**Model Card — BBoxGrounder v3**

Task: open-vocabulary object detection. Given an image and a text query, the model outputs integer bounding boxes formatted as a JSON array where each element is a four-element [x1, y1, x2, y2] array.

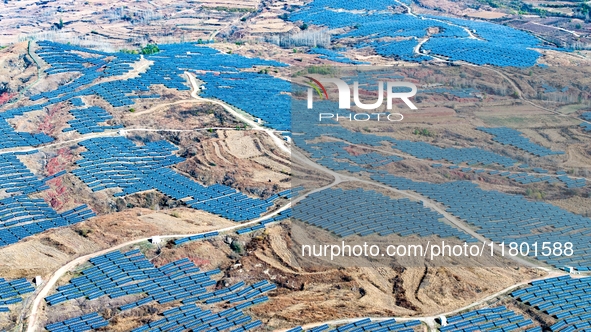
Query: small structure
[[150, 236, 162, 244], [33, 276, 43, 286]]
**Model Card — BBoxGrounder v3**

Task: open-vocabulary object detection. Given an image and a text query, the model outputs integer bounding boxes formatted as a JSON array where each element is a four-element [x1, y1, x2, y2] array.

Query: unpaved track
[[22, 60, 568, 332], [26, 72, 560, 331], [288, 270, 569, 332], [25, 203, 290, 332], [24, 149, 336, 332]]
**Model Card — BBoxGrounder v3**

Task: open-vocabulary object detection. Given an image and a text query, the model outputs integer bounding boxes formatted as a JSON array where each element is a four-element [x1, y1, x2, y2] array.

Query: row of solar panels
[[290, 2, 541, 66], [476, 127, 564, 157], [287, 318, 422, 332], [511, 275, 591, 331], [293, 188, 475, 241], [371, 172, 591, 270], [292, 102, 517, 169], [44, 249, 273, 331], [440, 306, 535, 332], [71, 137, 276, 221]]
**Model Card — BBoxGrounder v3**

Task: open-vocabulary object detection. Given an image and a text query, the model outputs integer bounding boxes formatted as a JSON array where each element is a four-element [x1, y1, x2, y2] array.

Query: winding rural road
[[24, 203, 294, 332], [287, 270, 570, 332], [18, 48, 576, 332], [185, 72, 291, 157]]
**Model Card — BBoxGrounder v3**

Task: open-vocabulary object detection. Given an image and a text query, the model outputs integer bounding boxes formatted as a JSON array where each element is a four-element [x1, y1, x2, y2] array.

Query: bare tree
[[266, 30, 331, 48]]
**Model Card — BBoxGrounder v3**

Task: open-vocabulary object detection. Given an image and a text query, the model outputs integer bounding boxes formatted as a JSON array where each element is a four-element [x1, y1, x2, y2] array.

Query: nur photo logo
[[305, 76, 418, 110]]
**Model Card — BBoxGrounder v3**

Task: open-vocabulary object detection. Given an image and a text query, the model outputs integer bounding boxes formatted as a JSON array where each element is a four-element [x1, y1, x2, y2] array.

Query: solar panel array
[[541, 83, 558, 93], [532, 168, 548, 174], [45, 249, 273, 331], [31, 41, 138, 106], [0, 150, 95, 247], [42, 170, 67, 183], [63, 106, 123, 134], [423, 37, 539, 67], [293, 188, 475, 240], [198, 71, 291, 131], [46, 249, 276, 309], [370, 39, 432, 63], [440, 306, 535, 332], [0, 195, 95, 247], [173, 231, 219, 246], [423, 15, 542, 67], [287, 318, 422, 332], [502, 172, 556, 185], [1, 47, 295, 244], [35, 41, 136, 77], [557, 175, 586, 188], [4, 42, 287, 134], [45, 249, 214, 305], [370, 172, 591, 270], [290, 102, 589, 266], [0, 152, 49, 194], [511, 275, 591, 331], [300, 0, 403, 11], [147, 168, 273, 221], [45, 312, 109, 332], [453, 167, 585, 189], [0, 278, 35, 313], [453, 167, 559, 185], [278, 187, 304, 199], [235, 208, 293, 235], [391, 140, 516, 167], [306, 141, 403, 174], [72, 136, 274, 221], [131, 301, 264, 332], [581, 113, 591, 132], [293, 101, 516, 168], [191, 280, 276, 305], [235, 224, 267, 235], [0, 118, 53, 149], [70, 98, 84, 107], [578, 121, 591, 132], [288, 0, 542, 66], [477, 127, 564, 157], [72, 136, 182, 193]]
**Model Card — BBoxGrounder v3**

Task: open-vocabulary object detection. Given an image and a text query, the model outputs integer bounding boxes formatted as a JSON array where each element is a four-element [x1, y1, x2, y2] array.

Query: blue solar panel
[[370, 173, 591, 270], [0, 153, 95, 248], [288, 1, 542, 66], [293, 188, 475, 240], [64, 106, 122, 134], [10, 41, 289, 132], [512, 275, 591, 331], [441, 306, 535, 332], [293, 100, 517, 168], [0, 278, 35, 313], [0, 118, 53, 149], [286, 318, 421, 332], [72, 136, 275, 221], [44, 249, 274, 332], [198, 71, 291, 131], [45, 312, 108, 331], [477, 127, 564, 157]]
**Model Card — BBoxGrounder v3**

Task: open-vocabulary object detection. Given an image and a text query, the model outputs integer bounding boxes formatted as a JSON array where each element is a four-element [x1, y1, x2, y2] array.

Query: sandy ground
[[0, 208, 234, 279]]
